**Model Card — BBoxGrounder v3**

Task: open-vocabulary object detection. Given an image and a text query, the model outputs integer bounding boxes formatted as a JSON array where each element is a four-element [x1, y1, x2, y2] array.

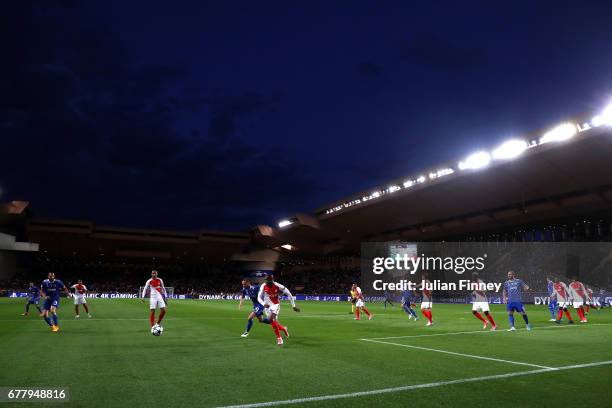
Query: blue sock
[[25, 304, 30, 313], [410, 308, 417, 317], [522, 314, 529, 324], [548, 304, 555, 319], [44, 316, 52, 326], [261, 317, 270, 324], [508, 315, 515, 327], [36, 306, 42, 313], [246, 319, 253, 332], [52, 314, 58, 326]]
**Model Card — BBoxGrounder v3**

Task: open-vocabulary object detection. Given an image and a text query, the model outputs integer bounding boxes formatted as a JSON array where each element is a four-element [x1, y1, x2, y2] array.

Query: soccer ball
[[151, 324, 163, 336]]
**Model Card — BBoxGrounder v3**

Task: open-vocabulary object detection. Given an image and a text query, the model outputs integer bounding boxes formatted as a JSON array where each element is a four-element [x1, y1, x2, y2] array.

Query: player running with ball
[[257, 274, 299, 345], [141, 270, 168, 329]]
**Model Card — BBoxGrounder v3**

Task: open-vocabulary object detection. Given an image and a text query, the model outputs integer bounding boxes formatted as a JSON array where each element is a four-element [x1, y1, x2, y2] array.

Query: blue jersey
[[504, 279, 525, 303], [547, 281, 554, 296], [41, 279, 65, 300], [28, 285, 41, 300], [242, 285, 261, 307], [401, 290, 413, 304]]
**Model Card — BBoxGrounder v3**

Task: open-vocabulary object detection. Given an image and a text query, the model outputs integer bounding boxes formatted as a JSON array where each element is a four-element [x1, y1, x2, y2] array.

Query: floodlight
[[601, 103, 612, 126], [492, 139, 528, 160], [458, 151, 491, 170], [278, 220, 293, 228], [539, 123, 577, 144]]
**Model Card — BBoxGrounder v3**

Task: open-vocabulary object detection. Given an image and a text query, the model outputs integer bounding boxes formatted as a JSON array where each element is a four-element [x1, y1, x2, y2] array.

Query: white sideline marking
[[215, 360, 612, 408], [362, 322, 612, 340], [361, 338, 552, 369]]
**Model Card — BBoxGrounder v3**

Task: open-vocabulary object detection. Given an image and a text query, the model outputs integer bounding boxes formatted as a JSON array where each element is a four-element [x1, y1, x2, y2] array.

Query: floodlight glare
[[592, 115, 603, 127], [492, 139, 528, 160], [539, 123, 577, 144], [278, 220, 293, 228], [601, 103, 612, 126], [458, 151, 491, 170]]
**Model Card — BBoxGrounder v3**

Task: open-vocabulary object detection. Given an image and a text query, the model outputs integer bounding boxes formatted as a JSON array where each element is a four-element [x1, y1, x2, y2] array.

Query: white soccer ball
[[151, 324, 163, 336]]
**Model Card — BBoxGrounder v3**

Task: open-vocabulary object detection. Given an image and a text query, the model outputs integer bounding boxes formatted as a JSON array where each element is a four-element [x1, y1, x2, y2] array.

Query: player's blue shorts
[[43, 298, 60, 310], [28, 298, 40, 305], [507, 302, 525, 312], [252, 304, 265, 317]]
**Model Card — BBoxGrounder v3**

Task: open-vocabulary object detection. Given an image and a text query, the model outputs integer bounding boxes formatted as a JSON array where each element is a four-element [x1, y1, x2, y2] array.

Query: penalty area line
[[361, 322, 612, 340], [215, 360, 612, 408], [360, 338, 552, 369]]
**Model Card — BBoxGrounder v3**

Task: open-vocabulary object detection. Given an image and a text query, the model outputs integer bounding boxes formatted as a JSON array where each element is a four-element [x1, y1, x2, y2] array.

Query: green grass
[[1, 298, 611, 408]]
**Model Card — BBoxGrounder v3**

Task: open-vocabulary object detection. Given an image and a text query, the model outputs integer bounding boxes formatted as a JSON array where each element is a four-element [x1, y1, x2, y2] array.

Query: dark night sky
[[2, 1, 612, 231]]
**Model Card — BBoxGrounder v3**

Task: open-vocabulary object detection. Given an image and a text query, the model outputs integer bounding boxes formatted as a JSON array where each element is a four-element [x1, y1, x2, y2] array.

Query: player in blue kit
[[401, 289, 418, 320], [40, 272, 71, 332], [503, 271, 531, 331], [546, 277, 559, 322], [383, 290, 395, 309], [21, 282, 43, 316], [238, 278, 271, 337]]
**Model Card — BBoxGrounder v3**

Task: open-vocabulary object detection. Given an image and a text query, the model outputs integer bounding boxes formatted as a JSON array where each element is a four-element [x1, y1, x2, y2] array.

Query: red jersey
[[257, 282, 295, 307], [261, 283, 282, 304], [141, 278, 166, 299], [421, 280, 432, 302], [552, 282, 570, 302], [569, 281, 586, 300], [71, 283, 87, 295], [354, 286, 364, 300]]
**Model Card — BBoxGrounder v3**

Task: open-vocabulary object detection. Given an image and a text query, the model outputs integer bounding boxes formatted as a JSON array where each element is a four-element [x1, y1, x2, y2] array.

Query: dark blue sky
[[2, 1, 612, 231]]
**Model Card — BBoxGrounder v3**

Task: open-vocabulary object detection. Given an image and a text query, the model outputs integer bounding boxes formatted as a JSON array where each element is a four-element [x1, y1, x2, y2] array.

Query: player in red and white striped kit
[[585, 286, 599, 313], [257, 274, 300, 345], [71, 279, 91, 318], [140, 270, 168, 328], [569, 277, 588, 323], [551, 277, 574, 324], [419, 273, 433, 326], [351, 283, 372, 321], [470, 273, 496, 330]]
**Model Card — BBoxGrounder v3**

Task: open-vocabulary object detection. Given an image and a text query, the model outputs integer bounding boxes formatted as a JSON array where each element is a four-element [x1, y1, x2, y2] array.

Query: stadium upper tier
[[268, 106, 612, 253]]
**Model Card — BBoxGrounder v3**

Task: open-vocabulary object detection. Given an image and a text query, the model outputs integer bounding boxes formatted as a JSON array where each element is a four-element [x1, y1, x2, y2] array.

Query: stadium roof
[[266, 107, 612, 253]]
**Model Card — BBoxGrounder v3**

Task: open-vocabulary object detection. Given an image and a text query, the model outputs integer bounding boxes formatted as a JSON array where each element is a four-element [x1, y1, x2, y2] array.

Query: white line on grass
[[215, 360, 612, 408], [361, 338, 552, 369], [361, 322, 612, 340]]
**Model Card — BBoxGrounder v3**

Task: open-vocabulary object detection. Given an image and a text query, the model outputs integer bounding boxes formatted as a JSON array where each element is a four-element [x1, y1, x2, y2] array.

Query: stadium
[[2, 103, 612, 407], [2, 2, 612, 407]]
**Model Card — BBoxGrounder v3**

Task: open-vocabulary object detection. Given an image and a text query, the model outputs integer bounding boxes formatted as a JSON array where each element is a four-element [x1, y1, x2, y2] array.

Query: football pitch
[[1, 298, 611, 407]]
